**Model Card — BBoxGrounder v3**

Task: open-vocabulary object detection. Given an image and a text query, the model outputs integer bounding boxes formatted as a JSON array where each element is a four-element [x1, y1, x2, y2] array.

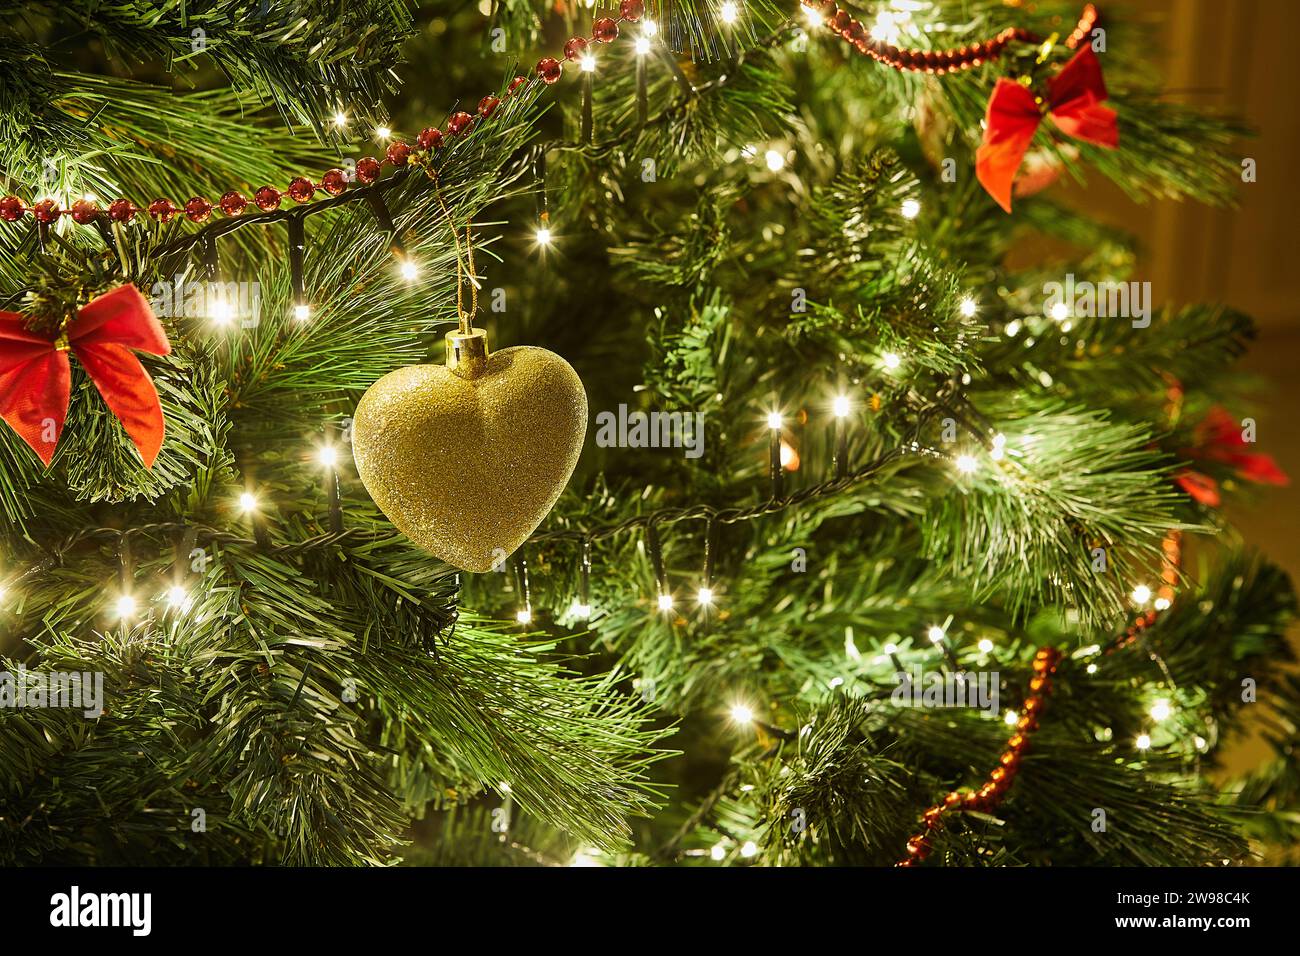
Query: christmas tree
[[1, 0, 1296, 870]]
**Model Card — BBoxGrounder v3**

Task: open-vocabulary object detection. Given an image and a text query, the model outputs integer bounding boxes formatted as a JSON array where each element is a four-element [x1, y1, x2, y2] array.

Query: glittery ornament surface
[[352, 346, 587, 572]]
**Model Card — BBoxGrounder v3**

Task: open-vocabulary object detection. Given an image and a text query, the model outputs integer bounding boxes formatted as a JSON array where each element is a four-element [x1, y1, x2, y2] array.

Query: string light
[[900, 198, 921, 219], [832, 395, 851, 418], [657, 592, 674, 612], [883, 642, 898, 655], [803, 3, 824, 26], [571, 600, 592, 619], [293, 304, 311, 322], [642, 19, 658, 36], [955, 454, 978, 474], [720, 1, 739, 24], [1004, 710, 1019, 726], [710, 843, 726, 861], [1131, 584, 1151, 605], [1154, 596, 1171, 611], [375, 125, 392, 140], [1049, 301, 1070, 321], [535, 226, 553, 246], [515, 608, 532, 624], [766, 411, 783, 430], [210, 296, 234, 326], [580, 54, 597, 73], [978, 638, 994, 653], [238, 491, 258, 513], [740, 841, 758, 858], [1086, 662, 1098, 674], [881, 352, 901, 371], [115, 594, 137, 620], [1136, 733, 1152, 750], [317, 446, 339, 468], [399, 258, 419, 282], [634, 37, 652, 55], [764, 149, 786, 172], [729, 703, 754, 724], [697, 586, 714, 606], [990, 432, 1007, 461], [332, 111, 348, 127], [959, 296, 979, 318], [166, 585, 191, 612], [1150, 700, 1172, 722], [927, 625, 945, 644]]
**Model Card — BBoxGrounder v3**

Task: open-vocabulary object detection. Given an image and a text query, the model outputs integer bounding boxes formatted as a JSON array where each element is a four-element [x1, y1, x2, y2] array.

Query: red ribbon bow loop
[[976, 46, 1119, 213], [0, 284, 171, 468]]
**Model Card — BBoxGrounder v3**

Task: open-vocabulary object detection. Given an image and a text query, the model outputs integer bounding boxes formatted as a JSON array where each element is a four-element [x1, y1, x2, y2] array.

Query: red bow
[[1174, 406, 1289, 507], [976, 46, 1119, 213], [0, 284, 171, 468]]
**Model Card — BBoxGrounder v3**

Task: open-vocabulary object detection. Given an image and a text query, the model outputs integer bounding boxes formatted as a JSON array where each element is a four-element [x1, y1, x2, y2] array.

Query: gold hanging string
[[424, 165, 478, 334]]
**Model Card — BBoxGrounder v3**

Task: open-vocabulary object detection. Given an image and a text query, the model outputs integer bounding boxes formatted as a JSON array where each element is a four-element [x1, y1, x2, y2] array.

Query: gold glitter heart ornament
[[352, 327, 587, 572]]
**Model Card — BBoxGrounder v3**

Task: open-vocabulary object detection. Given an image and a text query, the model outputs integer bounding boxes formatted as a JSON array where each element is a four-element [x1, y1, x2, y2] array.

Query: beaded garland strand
[[0, 1, 1102, 230]]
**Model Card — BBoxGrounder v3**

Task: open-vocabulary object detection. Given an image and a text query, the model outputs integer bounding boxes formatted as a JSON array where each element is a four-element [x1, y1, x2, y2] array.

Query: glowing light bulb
[[1004, 710, 1019, 726], [166, 585, 189, 610], [740, 840, 758, 858], [871, 11, 901, 42], [570, 849, 600, 867], [318, 446, 339, 468], [766, 411, 783, 430], [572, 601, 592, 619], [535, 226, 552, 245], [883, 642, 898, 655], [580, 54, 596, 73], [1136, 733, 1151, 750], [832, 395, 851, 418], [764, 149, 786, 172], [375, 125, 392, 140], [115, 594, 137, 619], [990, 433, 1006, 461], [1154, 597, 1171, 611], [1150, 700, 1172, 722], [697, 587, 714, 606], [516, 608, 532, 624], [400, 259, 419, 282], [959, 296, 978, 318], [657, 592, 674, 612], [710, 843, 726, 861], [210, 297, 233, 326], [1005, 319, 1022, 337], [294, 304, 311, 322], [1131, 584, 1152, 605], [882, 352, 901, 371], [1050, 301, 1070, 322], [901, 198, 921, 220], [238, 492, 257, 513], [978, 638, 994, 654], [803, 3, 824, 26], [927, 625, 945, 644], [955, 454, 978, 474], [634, 37, 651, 55], [643, 19, 659, 36], [779, 441, 796, 468], [333, 111, 348, 127], [720, 1, 739, 24], [730, 704, 754, 724], [1086, 663, 1098, 674]]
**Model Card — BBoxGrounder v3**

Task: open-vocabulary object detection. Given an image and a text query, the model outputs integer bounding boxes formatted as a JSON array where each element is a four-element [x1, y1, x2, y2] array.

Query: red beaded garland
[[508, 75, 528, 94], [287, 177, 315, 203], [620, 0, 644, 20], [417, 127, 443, 150], [147, 198, 178, 222], [320, 169, 348, 195], [593, 18, 618, 43], [32, 198, 60, 224], [219, 191, 248, 216], [0, 196, 25, 221], [70, 199, 99, 225], [355, 157, 382, 185], [385, 142, 411, 167], [253, 187, 281, 211], [563, 36, 589, 61], [184, 196, 213, 222], [477, 95, 500, 118], [107, 199, 137, 222], [447, 111, 473, 137], [536, 57, 563, 85]]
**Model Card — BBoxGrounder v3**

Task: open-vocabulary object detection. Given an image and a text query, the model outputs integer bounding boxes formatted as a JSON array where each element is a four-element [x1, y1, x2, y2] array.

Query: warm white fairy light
[[883, 642, 898, 655], [535, 226, 553, 245], [871, 11, 902, 43], [570, 848, 600, 867], [580, 53, 597, 73], [572, 600, 592, 619], [900, 198, 921, 220], [318, 446, 339, 468], [1154, 596, 1171, 611], [400, 259, 419, 282], [802, 3, 824, 26], [1150, 700, 1172, 722], [764, 149, 786, 172], [740, 841, 758, 858], [210, 297, 234, 327], [166, 585, 190, 611], [779, 441, 796, 468], [657, 592, 675, 612], [1049, 301, 1070, 322], [1004, 319, 1022, 337], [1004, 710, 1019, 726], [293, 304, 311, 322], [978, 638, 994, 654], [990, 432, 1007, 461], [927, 625, 945, 644], [1087, 662, 1098, 674], [1136, 733, 1152, 750], [710, 843, 726, 861], [515, 608, 532, 624], [766, 411, 783, 430], [115, 594, 137, 620], [959, 296, 979, 318], [720, 1, 739, 24], [332, 111, 348, 127], [1131, 584, 1152, 605], [697, 586, 714, 606], [882, 352, 901, 371], [955, 454, 978, 474], [375, 125, 392, 140], [832, 394, 851, 418], [642, 19, 659, 36], [730, 703, 754, 724], [634, 37, 652, 55], [238, 491, 258, 513]]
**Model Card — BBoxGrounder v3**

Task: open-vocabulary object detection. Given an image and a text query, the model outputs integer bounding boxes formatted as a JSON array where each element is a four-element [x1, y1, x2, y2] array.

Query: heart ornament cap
[[352, 326, 587, 572]]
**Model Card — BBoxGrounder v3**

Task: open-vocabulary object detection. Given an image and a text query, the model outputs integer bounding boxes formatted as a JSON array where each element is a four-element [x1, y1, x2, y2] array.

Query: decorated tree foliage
[[1, 0, 1296, 870]]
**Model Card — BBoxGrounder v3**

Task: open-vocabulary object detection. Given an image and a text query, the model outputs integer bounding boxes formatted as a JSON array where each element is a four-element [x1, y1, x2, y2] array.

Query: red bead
[[536, 57, 563, 85], [355, 157, 382, 185], [830, 10, 851, 34], [320, 169, 348, 196], [593, 18, 618, 42], [563, 36, 589, 61], [70, 199, 98, 224], [184, 196, 213, 222], [447, 111, 473, 137], [253, 187, 281, 211], [477, 95, 500, 118], [508, 76, 528, 94], [620, 0, 644, 20], [922, 806, 944, 826], [943, 791, 962, 809], [385, 142, 411, 167], [108, 199, 138, 222], [847, 20, 866, 44], [1017, 714, 1038, 733], [1023, 696, 1044, 715], [287, 177, 315, 203], [817, 0, 837, 18], [417, 127, 443, 150], [32, 198, 60, 223], [219, 191, 248, 216], [147, 198, 178, 222], [0, 196, 26, 221]]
